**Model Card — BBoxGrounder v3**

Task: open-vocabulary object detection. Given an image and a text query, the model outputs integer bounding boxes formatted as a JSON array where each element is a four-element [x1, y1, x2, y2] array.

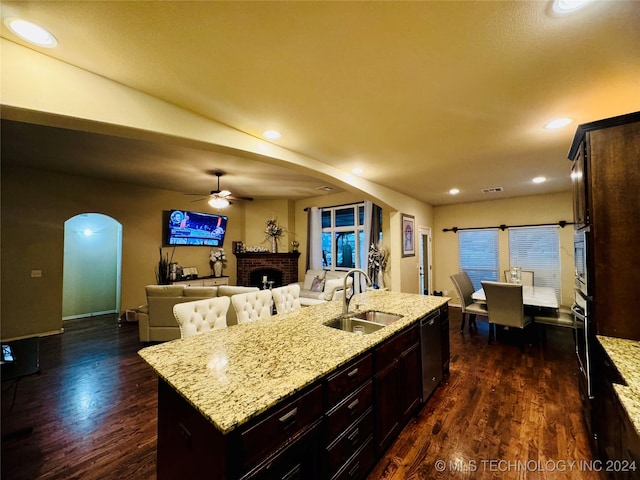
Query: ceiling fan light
[[208, 197, 230, 209]]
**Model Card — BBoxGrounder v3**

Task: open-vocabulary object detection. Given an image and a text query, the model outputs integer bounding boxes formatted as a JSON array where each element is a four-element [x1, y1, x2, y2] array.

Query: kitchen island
[[139, 290, 449, 480]]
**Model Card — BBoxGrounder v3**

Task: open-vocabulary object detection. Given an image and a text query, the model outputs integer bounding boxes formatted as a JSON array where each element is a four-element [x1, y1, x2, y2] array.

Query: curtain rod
[[304, 201, 367, 212], [442, 220, 573, 233]]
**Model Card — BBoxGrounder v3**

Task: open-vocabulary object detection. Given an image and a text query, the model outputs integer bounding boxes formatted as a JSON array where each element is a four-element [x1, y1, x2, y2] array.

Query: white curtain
[[308, 207, 323, 270]]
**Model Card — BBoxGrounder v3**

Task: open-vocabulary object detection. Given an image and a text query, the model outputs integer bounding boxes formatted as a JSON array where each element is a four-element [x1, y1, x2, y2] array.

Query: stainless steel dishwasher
[[420, 309, 442, 401]]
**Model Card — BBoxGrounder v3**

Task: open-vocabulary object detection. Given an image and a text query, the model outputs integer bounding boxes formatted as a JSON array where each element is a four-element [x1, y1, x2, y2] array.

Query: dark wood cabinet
[[592, 341, 640, 480], [373, 323, 421, 455], [569, 111, 640, 341], [324, 354, 374, 480]]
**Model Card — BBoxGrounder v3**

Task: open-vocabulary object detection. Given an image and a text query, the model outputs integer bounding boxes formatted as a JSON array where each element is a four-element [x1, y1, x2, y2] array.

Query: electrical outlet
[[31, 270, 42, 278]]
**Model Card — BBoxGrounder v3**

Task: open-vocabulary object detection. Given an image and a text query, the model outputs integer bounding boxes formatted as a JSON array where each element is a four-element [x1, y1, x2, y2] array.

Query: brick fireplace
[[235, 252, 300, 288]]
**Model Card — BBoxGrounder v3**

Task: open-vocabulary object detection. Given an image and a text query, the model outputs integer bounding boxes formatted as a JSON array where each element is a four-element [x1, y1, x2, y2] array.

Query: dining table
[[472, 284, 559, 309]]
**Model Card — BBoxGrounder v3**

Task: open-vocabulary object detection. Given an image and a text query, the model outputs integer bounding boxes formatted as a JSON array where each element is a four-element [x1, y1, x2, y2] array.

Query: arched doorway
[[63, 213, 122, 320]]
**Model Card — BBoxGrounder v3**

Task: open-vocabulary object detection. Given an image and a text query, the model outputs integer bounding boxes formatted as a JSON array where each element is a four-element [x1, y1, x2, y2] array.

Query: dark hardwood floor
[[1, 308, 602, 480]]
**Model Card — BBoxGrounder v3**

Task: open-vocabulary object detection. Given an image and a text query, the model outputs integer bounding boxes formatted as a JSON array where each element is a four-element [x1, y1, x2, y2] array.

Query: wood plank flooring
[[1, 309, 603, 480]]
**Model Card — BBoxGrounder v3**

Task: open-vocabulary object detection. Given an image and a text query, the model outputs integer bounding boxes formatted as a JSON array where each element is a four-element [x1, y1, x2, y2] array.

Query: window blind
[[458, 229, 499, 290], [509, 226, 561, 298]]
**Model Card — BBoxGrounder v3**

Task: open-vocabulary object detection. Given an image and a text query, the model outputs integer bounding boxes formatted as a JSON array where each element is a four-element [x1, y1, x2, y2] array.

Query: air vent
[[481, 187, 504, 194], [315, 186, 334, 192]]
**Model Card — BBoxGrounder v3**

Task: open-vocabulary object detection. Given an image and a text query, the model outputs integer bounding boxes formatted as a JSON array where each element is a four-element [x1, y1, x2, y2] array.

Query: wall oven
[[573, 231, 593, 434]]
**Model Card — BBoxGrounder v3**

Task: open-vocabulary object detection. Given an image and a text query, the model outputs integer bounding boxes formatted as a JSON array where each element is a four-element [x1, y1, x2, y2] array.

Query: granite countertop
[[139, 290, 449, 435], [596, 335, 640, 435]]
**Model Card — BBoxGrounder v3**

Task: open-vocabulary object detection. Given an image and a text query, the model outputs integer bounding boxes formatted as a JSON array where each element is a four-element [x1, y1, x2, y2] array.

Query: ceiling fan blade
[[218, 190, 232, 197], [227, 194, 254, 202]]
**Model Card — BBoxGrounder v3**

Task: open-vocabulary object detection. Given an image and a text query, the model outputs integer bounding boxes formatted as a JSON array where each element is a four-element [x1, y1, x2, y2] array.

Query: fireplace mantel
[[234, 252, 300, 288]]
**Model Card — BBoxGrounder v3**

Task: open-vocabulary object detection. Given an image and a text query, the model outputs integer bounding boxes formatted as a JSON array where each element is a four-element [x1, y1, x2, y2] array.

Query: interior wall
[[63, 213, 121, 318], [432, 191, 575, 307], [0, 165, 245, 340], [243, 199, 293, 251]]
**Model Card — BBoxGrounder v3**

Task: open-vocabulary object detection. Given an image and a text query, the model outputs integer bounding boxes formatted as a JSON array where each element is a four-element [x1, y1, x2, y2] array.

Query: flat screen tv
[[164, 209, 228, 247]]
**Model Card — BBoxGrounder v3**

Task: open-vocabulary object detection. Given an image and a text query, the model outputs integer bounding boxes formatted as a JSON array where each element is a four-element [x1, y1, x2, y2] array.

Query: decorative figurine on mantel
[[291, 240, 299, 253], [209, 248, 227, 277], [264, 217, 286, 253]]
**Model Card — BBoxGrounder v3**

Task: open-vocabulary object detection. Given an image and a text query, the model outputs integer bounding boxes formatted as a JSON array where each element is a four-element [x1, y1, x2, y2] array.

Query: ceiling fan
[[186, 171, 254, 208]]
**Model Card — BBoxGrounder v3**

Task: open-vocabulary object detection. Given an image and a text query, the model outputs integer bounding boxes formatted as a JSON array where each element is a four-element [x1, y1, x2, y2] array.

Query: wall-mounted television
[[163, 209, 228, 247]]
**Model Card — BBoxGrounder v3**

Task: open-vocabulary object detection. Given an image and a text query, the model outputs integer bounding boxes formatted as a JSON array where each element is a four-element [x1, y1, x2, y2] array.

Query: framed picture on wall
[[401, 213, 415, 257]]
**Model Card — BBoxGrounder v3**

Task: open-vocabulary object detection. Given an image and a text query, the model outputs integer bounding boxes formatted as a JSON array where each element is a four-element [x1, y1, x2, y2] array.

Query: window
[[509, 226, 561, 298], [321, 203, 365, 270], [458, 229, 499, 290]]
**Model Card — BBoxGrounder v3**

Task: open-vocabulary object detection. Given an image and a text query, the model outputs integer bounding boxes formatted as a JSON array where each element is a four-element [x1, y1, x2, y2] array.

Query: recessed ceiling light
[[532, 176, 546, 184], [352, 167, 364, 175], [544, 118, 573, 130], [4, 18, 57, 47], [449, 188, 460, 195], [263, 130, 281, 140], [552, 0, 593, 15]]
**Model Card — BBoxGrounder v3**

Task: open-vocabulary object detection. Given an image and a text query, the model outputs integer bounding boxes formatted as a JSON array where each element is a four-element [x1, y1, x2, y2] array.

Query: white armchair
[[172, 296, 231, 339]]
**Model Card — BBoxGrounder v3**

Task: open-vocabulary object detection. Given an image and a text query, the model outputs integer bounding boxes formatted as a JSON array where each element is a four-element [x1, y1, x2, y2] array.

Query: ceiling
[[1, 1, 639, 206]]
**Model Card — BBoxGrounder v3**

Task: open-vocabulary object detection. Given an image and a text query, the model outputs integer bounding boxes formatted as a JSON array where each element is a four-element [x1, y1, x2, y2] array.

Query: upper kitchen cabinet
[[568, 111, 640, 341]]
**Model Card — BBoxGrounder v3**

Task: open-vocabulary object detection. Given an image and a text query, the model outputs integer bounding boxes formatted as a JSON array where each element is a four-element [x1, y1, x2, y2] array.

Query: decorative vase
[[271, 237, 278, 253], [213, 261, 223, 277], [377, 268, 385, 289]]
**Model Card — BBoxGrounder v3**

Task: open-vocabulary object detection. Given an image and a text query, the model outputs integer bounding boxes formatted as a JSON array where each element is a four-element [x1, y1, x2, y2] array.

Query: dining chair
[[450, 272, 488, 333], [172, 296, 231, 339], [231, 290, 273, 324], [271, 284, 302, 315], [481, 281, 533, 351], [533, 305, 575, 342], [503, 269, 534, 286]]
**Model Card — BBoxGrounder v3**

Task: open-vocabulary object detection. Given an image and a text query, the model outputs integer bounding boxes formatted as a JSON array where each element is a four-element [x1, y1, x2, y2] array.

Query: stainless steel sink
[[325, 317, 386, 335], [351, 310, 403, 326]]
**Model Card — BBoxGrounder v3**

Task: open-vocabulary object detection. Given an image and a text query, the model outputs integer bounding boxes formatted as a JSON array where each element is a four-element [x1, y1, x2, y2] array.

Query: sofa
[[290, 269, 351, 307], [137, 284, 259, 342]]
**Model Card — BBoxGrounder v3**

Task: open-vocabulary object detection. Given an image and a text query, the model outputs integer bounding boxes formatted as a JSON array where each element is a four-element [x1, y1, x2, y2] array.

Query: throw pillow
[[310, 276, 325, 292]]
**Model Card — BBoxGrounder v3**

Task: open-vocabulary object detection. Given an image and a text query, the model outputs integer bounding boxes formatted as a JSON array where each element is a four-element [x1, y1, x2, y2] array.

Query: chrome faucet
[[343, 268, 373, 315]]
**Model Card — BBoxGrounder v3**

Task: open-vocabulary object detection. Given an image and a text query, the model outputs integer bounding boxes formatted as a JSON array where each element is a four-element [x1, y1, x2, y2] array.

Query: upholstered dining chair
[[533, 305, 575, 342], [231, 290, 273, 324], [481, 281, 533, 351], [271, 284, 302, 315], [172, 296, 231, 339], [503, 270, 534, 286], [450, 272, 488, 333]]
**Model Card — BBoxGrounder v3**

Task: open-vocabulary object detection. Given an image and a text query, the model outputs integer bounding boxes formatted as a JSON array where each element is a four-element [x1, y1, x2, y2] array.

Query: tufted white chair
[[172, 296, 231, 339], [271, 284, 302, 315], [231, 290, 273, 324]]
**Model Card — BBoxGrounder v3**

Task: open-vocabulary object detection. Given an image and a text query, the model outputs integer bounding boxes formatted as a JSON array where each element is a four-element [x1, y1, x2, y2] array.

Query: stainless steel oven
[[573, 231, 593, 434]]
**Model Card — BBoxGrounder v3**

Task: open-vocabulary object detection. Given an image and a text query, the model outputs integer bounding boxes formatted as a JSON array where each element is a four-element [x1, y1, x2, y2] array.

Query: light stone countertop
[[139, 290, 449, 435], [596, 335, 640, 435]]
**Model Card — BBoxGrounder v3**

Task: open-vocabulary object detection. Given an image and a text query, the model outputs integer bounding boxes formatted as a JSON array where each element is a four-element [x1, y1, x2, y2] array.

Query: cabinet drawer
[[326, 380, 372, 442], [375, 324, 418, 369], [240, 419, 322, 480], [326, 407, 373, 477], [326, 354, 372, 407], [240, 384, 323, 470], [331, 435, 375, 480]]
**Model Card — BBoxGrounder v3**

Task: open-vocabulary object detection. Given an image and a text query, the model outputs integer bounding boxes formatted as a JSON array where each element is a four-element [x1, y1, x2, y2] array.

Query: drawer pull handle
[[347, 427, 360, 444], [278, 408, 298, 429], [347, 399, 359, 411], [347, 367, 359, 379], [281, 463, 301, 480], [348, 461, 360, 478]]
